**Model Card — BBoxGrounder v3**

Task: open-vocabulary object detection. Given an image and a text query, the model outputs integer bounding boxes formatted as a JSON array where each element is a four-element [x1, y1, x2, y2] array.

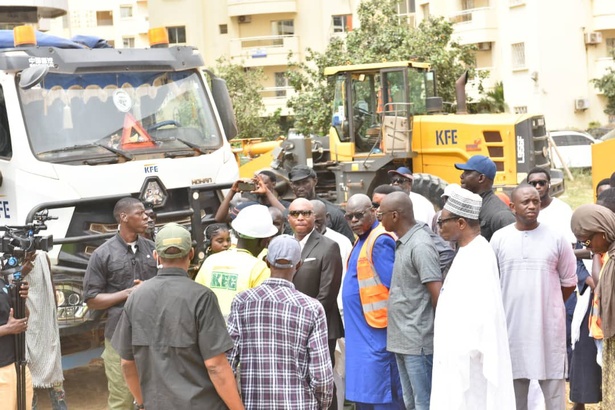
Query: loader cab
[[326, 61, 436, 162]]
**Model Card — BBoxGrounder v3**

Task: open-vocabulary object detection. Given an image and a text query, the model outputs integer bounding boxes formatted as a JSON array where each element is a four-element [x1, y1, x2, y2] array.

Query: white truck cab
[[0, 27, 238, 365]]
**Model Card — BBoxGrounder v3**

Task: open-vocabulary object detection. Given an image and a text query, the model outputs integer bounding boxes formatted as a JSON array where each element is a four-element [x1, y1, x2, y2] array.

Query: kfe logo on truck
[[436, 129, 458, 145], [144, 164, 159, 174]]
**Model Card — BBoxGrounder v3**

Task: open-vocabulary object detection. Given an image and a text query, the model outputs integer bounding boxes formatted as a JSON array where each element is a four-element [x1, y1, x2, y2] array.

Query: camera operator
[[0, 262, 32, 409]]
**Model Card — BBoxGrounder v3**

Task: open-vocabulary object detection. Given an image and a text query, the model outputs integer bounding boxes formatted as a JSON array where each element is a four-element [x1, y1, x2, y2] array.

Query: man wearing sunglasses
[[388, 167, 436, 228], [289, 165, 355, 243], [455, 155, 516, 241], [341, 194, 405, 409], [431, 187, 515, 409], [288, 198, 343, 410]]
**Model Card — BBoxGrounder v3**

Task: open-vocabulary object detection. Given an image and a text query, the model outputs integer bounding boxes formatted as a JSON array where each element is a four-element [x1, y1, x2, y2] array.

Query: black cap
[[289, 165, 317, 182]]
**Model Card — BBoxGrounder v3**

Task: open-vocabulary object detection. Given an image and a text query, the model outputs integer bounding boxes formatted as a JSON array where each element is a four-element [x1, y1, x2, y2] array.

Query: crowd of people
[[2, 154, 615, 410]]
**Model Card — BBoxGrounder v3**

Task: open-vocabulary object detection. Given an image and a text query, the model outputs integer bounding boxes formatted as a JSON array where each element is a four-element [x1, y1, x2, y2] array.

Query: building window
[[275, 72, 288, 97], [123, 37, 135, 48], [607, 38, 615, 56], [219, 24, 228, 34], [167, 26, 186, 44], [332, 15, 353, 33], [397, 0, 416, 15], [514, 106, 528, 114], [511, 42, 526, 69], [271, 20, 294, 36], [120, 6, 133, 18], [96, 11, 113, 26]]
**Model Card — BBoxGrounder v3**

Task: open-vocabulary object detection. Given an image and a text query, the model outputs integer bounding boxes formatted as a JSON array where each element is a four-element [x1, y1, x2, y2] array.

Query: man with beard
[[491, 185, 576, 410]]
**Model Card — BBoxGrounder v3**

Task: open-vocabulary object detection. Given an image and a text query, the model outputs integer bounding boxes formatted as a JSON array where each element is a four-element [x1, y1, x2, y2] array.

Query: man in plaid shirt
[[227, 234, 334, 409]]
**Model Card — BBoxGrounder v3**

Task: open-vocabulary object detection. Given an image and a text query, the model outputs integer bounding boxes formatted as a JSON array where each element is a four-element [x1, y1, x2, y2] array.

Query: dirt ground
[[33, 359, 600, 410], [36, 359, 107, 410]]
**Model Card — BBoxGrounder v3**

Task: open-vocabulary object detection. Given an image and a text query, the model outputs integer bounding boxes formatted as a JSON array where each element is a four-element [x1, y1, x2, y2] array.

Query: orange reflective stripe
[[357, 224, 396, 328]]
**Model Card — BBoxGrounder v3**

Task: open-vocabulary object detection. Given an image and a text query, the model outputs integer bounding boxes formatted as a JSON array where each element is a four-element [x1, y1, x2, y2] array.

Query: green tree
[[287, 0, 478, 135], [211, 57, 282, 140], [468, 81, 507, 113], [592, 52, 615, 116]]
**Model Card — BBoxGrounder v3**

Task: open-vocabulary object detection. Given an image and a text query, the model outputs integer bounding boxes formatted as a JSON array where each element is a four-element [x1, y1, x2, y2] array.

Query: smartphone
[[237, 181, 256, 192]]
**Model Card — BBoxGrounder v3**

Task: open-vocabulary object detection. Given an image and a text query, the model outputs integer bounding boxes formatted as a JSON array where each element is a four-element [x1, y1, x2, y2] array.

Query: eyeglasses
[[344, 209, 372, 221], [528, 180, 549, 188], [436, 216, 461, 227], [288, 210, 313, 218], [391, 178, 409, 185], [582, 233, 597, 248], [376, 210, 396, 220]]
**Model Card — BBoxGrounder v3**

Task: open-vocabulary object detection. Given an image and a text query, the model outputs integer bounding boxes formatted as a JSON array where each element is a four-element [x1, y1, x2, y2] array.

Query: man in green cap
[[112, 223, 243, 410]]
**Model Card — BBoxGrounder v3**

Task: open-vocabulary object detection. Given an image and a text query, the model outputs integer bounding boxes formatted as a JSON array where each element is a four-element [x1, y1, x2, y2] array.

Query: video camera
[[0, 210, 56, 272]]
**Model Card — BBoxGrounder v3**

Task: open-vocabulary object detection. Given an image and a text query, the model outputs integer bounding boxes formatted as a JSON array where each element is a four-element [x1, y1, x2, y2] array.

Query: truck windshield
[[18, 70, 222, 163]]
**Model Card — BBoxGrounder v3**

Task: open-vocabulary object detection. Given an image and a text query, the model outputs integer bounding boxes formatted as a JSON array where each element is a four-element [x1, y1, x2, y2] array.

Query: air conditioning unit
[[477, 42, 492, 51], [574, 98, 590, 111], [238, 15, 252, 24], [584, 32, 602, 45]]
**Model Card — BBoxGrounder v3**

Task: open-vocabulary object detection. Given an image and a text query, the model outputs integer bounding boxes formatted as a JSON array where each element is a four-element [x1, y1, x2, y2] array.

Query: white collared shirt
[[297, 229, 314, 251]]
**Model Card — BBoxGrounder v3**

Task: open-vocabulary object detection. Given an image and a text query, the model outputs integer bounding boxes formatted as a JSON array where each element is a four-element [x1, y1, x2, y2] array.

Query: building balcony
[[0, 0, 68, 21], [229, 35, 299, 68], [450, 7, 498, 45], [260, 86, 295, 116], [593, 0, 615, 31], [228, 0, 297, 17]]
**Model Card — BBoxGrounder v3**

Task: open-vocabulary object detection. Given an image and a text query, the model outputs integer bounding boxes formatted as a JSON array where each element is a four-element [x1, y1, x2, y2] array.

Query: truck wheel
[[411, 173, 448, 210]]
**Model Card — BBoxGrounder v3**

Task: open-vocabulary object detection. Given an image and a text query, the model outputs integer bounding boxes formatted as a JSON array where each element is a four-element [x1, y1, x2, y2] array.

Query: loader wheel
[[411, 173, 448, 210]]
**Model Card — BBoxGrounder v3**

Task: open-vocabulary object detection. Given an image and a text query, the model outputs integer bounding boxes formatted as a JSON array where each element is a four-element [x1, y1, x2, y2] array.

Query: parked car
[[599, 128, 615, 141], [549, 130, 601, 169]]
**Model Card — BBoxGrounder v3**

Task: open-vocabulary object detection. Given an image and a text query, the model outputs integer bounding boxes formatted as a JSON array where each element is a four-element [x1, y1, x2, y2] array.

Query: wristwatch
[[134, 401, 145, 410]]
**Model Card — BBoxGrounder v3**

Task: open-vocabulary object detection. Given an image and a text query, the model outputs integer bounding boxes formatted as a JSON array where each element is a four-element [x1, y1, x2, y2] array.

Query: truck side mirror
[[203, 70, 238, 141], [19, 65, 49, 90]]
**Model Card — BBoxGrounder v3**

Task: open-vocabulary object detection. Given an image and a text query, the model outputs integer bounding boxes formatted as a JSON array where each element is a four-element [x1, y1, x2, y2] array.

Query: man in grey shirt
[[377, 192, 442, 410]]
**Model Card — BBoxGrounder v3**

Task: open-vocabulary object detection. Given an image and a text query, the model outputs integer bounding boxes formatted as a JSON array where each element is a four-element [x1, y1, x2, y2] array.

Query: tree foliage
[[468, 81, 506, 113], [287, 0, 478, 136], [211, 57, 282, 140], [592, 52, 615, 116]]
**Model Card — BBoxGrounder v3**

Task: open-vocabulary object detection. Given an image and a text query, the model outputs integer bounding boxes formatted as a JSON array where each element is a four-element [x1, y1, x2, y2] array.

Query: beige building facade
[[44, 0, 150, 48], [426, 0, 615, 130], [145, 0, 615, 130], [39, 0, 615, 130]]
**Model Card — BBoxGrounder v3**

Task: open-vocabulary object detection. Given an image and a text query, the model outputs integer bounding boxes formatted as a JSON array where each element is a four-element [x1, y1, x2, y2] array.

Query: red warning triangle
[[120, 113, 156, 149]]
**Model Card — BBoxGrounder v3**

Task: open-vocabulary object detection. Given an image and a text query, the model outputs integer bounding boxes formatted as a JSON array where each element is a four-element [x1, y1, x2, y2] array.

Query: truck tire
[[411, 173, 449, 210]]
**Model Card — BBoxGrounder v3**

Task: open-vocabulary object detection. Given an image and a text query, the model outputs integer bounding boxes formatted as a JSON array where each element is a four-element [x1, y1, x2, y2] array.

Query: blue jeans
[[395, 352, 433, 410]]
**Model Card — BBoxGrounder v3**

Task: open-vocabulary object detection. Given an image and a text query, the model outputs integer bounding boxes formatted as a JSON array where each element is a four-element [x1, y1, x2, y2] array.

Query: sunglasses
[[344, 209, 372, 221], [528, 180, 549, 188], [436, 216, 460, 227], [391, 178, 409, 185], [288, 210, 313, 218]]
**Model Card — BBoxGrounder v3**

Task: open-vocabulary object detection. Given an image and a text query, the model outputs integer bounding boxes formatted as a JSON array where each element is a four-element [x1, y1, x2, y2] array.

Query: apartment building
[[148, 0, 364, 117], [44, 0, 150, 48], [423, 0, 615, 130]]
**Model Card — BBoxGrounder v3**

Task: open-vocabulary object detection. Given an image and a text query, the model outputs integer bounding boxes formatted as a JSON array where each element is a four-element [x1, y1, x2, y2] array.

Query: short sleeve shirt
[[112, 268, 233, 409], [83, 233, 157, 339], [387, 224, 442, 355]]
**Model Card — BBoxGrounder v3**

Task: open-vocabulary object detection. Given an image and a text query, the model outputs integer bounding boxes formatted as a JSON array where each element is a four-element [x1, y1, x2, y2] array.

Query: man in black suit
[[288, 198, 343, 410]]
